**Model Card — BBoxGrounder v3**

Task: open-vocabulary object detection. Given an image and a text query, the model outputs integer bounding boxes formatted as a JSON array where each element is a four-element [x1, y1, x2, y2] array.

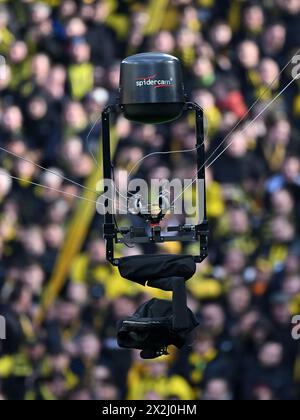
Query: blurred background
[[0, 0, 300, 401]]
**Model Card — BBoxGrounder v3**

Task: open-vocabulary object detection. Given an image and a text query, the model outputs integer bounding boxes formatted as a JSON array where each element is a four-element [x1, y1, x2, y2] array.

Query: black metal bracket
[[102, 102, 209, 266]]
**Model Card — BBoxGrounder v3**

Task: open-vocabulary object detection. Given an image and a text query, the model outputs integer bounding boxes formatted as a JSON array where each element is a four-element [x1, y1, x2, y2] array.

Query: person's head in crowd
[[27, 339, 46, 364], [22, 263, 45, 296], [144, 391, 164, 400], [283, 156, 300, 183], [228, 207, 250, 235], [262, 23, 286, 56], [0, 5, 9, 29], [68, 387, 92, 401], [27, 96, 48, 121], [105, 62, 120, 92], [224, 130, 248, 159], [30, 2, 51, 25], [111, 295, 137, 321], [192, 331, 216, 355], [63, 101, 88, 131], [19, 226, 46, 258], [92, 365, 119, 400], [52, 67, 66, 88], [85, 88, 109, 118], [202, 303, 225, 336], [180, 4, 200, 29], [46, 199, 70, 224], [267, 118, 291, 146], [224, 249, 246, 276], [217, 111, 238, 134], [202, 378, 233, 401], [9, 41, 28, 65], [31, 53, 51, 87], [270, 189, 294, 216], [60, 136, 83, 163], [151, 31, 176, 54], [55, 299, 81, 328], [128, 11, 149, 50], [283, 274, 300, 296], [13, 153, 38, 181], [67, 282, 88, 307], [65, 17, 87, 39], [177, 28, 200, 51], [248, 317, 273, 347], [58, 0, 77, 20], [116, 145, 144, 170], [79, 1, 96, 23], [258, 342, 284, 369], [147, 359, 170, 379], [270, 293, 292, 326], [45, 65, 67, 100], [94, 0, 111, 23], [193, 89, 216, 110], [49, 352, 71, 374], [148, 165, 171, 183], [39, 168, 64, 201], [234, 310, 261, 338], [0, 64, 11, 91], [70, 39, 91, 64], [172, 0, 194, 6], [237, 40, 260, 70], [78, 332, 101, 362], [43, 223, 65, 250], [276, 0, 300, 15], [285, 251, 300, 275], [243, 3, 265, 35], [93, 365, 112, 385], [9, 283, 33, 315], [193, 57, 215, 86], [68, 152, 93, 178], [270, 216, 295, 243], [87, 239, 106, 264], [0, 169, 12, 199], [209, 21, 232, 49], [252, 384, 276, 401], [94, 380, 119, 400], [1, 105, 23, 134], [132, 124, 159, 146], [258, 58, 280, 87], [43, 374, 68, 400], [227, 286, 252, 318]]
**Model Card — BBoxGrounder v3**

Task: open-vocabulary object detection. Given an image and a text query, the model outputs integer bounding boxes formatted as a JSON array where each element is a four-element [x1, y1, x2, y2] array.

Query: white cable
[[0, 171, 129, 213], [171, 74, 299, 208], [203, 47, 300, 170], [0, 144, 129, 212], [100, 114, 209, 203], [0, 144, 98, 195], [0, 170, 98, 205]]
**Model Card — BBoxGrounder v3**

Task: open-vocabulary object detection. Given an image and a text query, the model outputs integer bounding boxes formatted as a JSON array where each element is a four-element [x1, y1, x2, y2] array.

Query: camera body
[[120, 53, 186, 124]]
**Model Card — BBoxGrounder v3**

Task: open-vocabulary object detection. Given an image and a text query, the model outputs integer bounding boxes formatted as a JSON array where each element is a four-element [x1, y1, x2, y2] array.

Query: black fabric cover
[[118, 254, 196, 284], [147, 277, 190, 331], [117, 254, 198, 359], [117, 298, 199, 359]]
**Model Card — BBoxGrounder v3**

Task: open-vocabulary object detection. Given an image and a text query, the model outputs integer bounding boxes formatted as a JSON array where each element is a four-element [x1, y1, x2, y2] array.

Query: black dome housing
[[120, 53, 185, 124]]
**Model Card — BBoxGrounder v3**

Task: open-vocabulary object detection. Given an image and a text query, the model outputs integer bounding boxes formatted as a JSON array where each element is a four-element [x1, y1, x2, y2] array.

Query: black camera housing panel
[[120, 53, 186, 124]]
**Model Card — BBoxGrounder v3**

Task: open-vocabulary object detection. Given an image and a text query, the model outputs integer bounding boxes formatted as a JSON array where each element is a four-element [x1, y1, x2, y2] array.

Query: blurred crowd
[[0, 0, 300, 401]]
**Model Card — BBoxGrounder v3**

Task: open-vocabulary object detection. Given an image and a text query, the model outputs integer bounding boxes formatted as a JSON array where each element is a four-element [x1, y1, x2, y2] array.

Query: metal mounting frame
[[102, 102, 209, 266]]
